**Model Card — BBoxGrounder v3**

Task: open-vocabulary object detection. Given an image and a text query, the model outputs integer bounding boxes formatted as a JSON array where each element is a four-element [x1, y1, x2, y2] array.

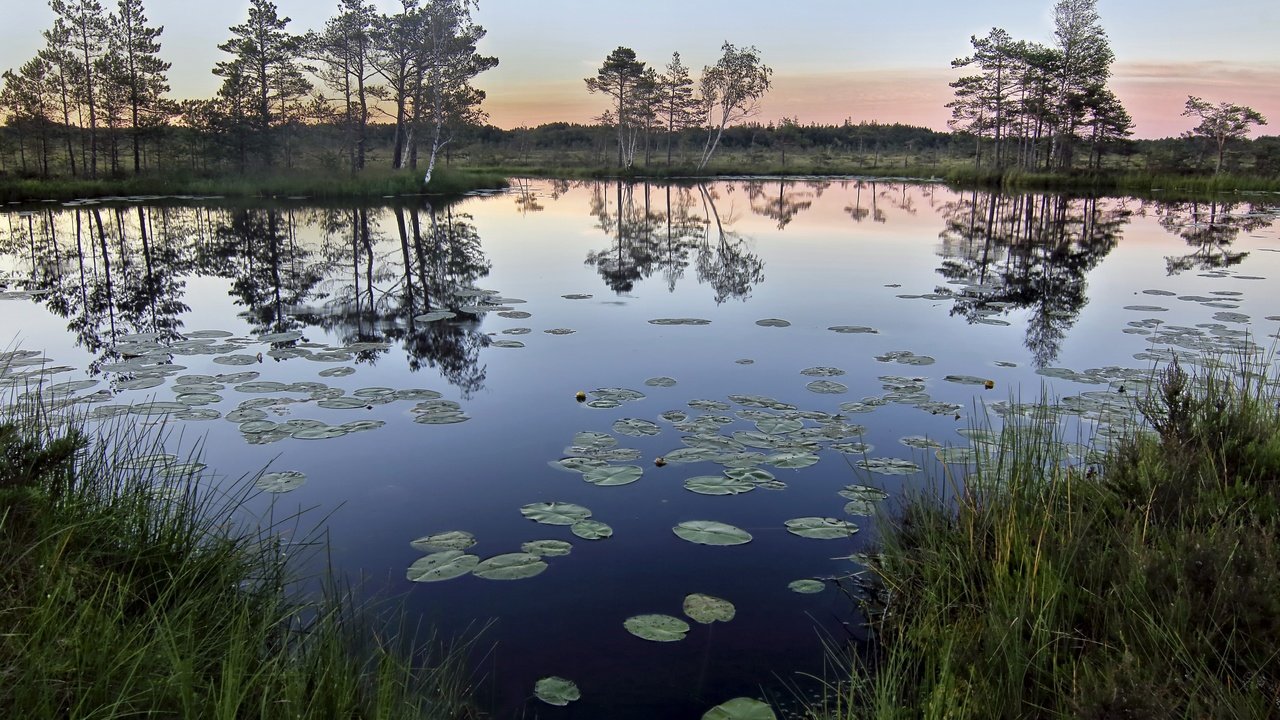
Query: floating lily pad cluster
[[624, 592, 736, 642]]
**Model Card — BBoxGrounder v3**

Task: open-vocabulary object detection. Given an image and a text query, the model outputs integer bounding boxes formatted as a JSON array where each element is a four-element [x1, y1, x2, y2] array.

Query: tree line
[[0, 0, 495, 181]]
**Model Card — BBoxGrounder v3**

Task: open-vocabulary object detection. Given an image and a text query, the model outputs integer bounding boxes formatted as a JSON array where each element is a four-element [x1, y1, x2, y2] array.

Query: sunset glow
[[2, 0, 1277, 138]]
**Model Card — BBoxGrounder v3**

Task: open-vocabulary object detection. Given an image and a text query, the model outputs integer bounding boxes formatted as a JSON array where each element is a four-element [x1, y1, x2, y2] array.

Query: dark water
[[2, 180, 1278, 718]]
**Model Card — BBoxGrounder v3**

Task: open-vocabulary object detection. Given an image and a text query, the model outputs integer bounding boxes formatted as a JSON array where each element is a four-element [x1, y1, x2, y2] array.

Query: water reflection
[[934, 190, 1131, 367], [3, 183, 1277, 388], [1152, 199, 1271, 274], [584, 181, 765, 302]]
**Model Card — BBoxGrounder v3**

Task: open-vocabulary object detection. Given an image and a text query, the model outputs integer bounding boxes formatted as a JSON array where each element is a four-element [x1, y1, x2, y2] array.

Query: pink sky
[[477, 61, 1280, 139]]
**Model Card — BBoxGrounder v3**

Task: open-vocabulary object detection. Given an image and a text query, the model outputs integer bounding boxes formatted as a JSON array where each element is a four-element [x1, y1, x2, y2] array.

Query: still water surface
[[2, 179, 1278, 717]]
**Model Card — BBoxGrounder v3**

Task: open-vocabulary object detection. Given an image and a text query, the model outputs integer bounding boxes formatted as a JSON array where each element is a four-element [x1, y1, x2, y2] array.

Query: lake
[[2, 179, 1278, 718]]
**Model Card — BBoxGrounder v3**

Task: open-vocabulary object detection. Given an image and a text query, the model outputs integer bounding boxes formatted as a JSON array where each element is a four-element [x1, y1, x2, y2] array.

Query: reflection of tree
[[206, 208, 323, 337], [696, 184, 765, 304], [1151, 200, 1274, 274], [0, 206, 193, 378], [745, 180, 813, 229], [935, 191, 1130, 367], [396, 203, 492, 397], [843, 180, 887, 223], [584, 180, 763, 301]]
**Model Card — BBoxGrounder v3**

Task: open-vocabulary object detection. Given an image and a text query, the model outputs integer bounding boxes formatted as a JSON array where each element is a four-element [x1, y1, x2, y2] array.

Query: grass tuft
[[817, 354, 1280, 719], [0, 388, 478, 719]]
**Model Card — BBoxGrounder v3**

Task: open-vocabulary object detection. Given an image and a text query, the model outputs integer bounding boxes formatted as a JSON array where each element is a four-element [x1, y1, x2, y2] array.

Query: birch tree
[[697, 42, 771, 170]]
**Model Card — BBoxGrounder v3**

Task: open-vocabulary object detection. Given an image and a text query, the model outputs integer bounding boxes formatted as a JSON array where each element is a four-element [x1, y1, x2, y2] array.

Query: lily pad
[[828, 325, 878, 334], [684, 475, 756, 496], [645, 376, 678, 387], [838, 484, 889, 502], [570, 519, 613, 540], [702, 697, 776, 720], [788, 579, 826, 594], [521, 539, 573, 557], [786, 517, 858, 539], [411, 530, 477, 552], [491, 340, 524, 348], [648, 318, 711, 326], [534, 676, 581, 707], [406, 551, 480, 582], [544, 328, 576, 335], [521, 502, 591, 526], [683, 593, 736, 624], [473, 553, 548, 580], [755, 418, 803, 435], [414, 311, 457, 323], [800, 366, 845, 377], [857, 458, 922, 475], [561, 293, 592, 300], [673, 520, 753, 546], [583, 465, 643, 487], [255, 470, 306, 493], [767, 452, 821, 469], [613, 418, 661, 437], [624, 614, 690, 642], [805, 380, 848, 394], [755, 318, 791, 327], [318, 367, 356, 378]]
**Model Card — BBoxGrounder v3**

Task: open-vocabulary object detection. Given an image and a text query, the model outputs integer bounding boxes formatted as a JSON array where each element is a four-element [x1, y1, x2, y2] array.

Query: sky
[[2, 0, 1278, 139]]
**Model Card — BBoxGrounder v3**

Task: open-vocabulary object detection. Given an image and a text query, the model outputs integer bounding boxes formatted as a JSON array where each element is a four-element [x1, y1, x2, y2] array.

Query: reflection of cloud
[[479, 61, 1280, 140]]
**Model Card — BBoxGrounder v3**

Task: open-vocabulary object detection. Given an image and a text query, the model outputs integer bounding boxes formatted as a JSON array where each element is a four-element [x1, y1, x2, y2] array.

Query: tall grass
[[818, 356, 1280, 719], [0, 390, 479, 719]]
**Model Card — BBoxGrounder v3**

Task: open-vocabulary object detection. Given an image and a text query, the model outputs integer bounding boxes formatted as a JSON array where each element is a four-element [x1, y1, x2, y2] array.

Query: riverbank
[[465, 150, 1280, 198], [823, 357, 1280, 718], [0, 167, 509, 204], [0, 397, 476, 718]]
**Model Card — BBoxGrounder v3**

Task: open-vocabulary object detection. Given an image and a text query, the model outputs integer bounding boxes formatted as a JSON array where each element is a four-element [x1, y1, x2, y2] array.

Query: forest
[[0, 0, 1274, 190]]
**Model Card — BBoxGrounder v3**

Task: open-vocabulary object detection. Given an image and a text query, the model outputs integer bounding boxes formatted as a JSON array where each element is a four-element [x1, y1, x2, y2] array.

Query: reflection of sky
[[2, 1, 1278, 137], [1, 184, 1279, 717]]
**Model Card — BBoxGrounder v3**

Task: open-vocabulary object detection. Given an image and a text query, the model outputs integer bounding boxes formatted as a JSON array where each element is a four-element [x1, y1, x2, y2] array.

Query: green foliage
[[0, 402, 477, 718], [818, 358, 1280, 719]]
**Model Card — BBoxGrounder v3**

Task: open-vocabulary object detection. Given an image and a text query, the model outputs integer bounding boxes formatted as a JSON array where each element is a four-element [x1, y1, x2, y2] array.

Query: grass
[[0, 388, 479, 718], [816, 354, 1280, 719], [0, 166, 508, 203]]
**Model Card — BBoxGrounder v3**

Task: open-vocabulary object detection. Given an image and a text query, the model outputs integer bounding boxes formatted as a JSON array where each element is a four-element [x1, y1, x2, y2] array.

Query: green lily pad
[[258, 330, 303, 343], [649, 318, 711, 326], [255, 470, 306, 493], [683, 593, 736, 624], [755, 418, 803, 435], [411, 530, 477, 552], [613, 418, 662, 437], [521, 502, 591, 526], [785, 517, 858, 539], [800, 366, 845, 377], [570, 519, 613, 540], [406, 551, 480, 582], [583, 465, 643, 487], [319, 367, 356, 377], [838, 484, 889, 502], [805, 380, 848, 394], [844, 500, 877, 516], [662, 447, 720, 463], [534, 676, 581, 707], [900, 435, 942, 449], [491, 340, 524, 348], [685, 475, 755, 496], [857, 458, 921, 475], [755, 318, 791, 327], [624, 614, 690, 642], [673, 520, 752, 546], [213, 354, 260, 366], [118, 377, 164, 391], [292, 426, 349, 440], [544, 328, 576, 335], [572, 431, 617, 449], [498, 310, 531, 319], [549, 457, 608, 474], [828, 325, 878, 334], [936, 446, 978, 463], [788, 579, 825, 594], [767, 452, 820, 469], [645, 377, 677, 387], [502, 328, 531, 335], [944, 374, 992, 386], [473, 553, 548, 580], [521, 540, 573, 557], [702, 697, 777, 720], [688, 399, 732, 411]]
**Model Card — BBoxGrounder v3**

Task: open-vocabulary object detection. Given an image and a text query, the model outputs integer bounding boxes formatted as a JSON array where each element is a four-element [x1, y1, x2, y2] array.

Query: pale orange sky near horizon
[[2, 0, 1278, 139]]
